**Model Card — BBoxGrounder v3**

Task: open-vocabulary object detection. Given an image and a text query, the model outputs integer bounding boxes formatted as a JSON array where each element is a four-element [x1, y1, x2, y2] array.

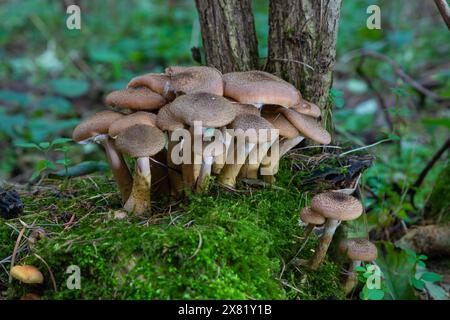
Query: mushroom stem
[[220, 142, 256, 188], [241, 140, 273, 179], [167, 138, 184, 196], [308, 218, 340, 270], [124, 157, 151, 215], [261, 136, 304, 182], [101, 137, 133, 203], [344, 260, 362, 295], [212, 128, 232, 175], [196, 155, 214, 193]]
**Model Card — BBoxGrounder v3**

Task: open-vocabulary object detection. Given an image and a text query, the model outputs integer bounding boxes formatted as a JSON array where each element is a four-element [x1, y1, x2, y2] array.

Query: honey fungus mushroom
[[308, 191, 363, 270], [115, 124, 166, 215], [10, 265, 44, 284], [339, 238, 378, 294], [72, 110, 133, 202]]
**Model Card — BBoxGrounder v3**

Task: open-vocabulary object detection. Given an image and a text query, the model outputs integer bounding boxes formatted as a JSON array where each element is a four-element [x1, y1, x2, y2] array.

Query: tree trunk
[[266, 0, 342, 131], [195, 0, 259, 73]]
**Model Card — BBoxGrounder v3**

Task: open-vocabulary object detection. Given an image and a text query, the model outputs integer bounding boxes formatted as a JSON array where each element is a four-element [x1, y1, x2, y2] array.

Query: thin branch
[[356, 56, 394, 131], [270, 58, 315, 71], [434, 0, 450, 31], [338, 138, 394, 157], [413, 136, 450, 190], [360, 50, 450, 103]]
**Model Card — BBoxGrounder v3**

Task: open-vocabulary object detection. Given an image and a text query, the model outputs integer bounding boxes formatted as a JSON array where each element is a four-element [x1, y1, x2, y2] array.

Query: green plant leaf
[[39, 142, 50, 149], [411, 277, 425, 290], [421, 272, 442, 283], [51, 138, 72, 146], [367, 289, 385, 300], [425, 282, 449, 300], [51, 78, 89, 98], [422, 118, 450, 129], [45, 160, 57, 170], [15, 142, 40, 149]]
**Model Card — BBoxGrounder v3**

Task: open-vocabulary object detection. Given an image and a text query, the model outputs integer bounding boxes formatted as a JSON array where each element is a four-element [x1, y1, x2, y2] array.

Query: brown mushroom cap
[[105, 87, 166, 111], [72, 110, 123, 142], [223, 70, 302, 107], [156, 105, 185, 131], [300, 207, 326, 225], [292, 101, 321, 118], [262, 106, 300, 139], [115, 124, 166, 158], [311, 191, 363, 221], [166, 66, 223, 96], [168, 93, 236, 128], [108, 111, 157, 137], [127, 73, 170, 96], [279, 108, 331, 144], [339, 238, 378, 261], [231, 102, 260, 117], [230, 113, 275, 143], [10, 265, 44, 284]]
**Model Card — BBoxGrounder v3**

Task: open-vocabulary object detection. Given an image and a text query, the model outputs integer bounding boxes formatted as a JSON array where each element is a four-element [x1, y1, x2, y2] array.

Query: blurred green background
[[0, 0, 449, 227]]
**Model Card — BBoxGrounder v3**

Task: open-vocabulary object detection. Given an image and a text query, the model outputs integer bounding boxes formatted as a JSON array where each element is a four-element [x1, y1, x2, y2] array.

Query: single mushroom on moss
[[115, 124, 166, 215], [339, 238, 378, 294], [220, 114, 275, 188], [72, 110, 133, 203], [308, 191, 363, 270], [10, 265, 44, 284]]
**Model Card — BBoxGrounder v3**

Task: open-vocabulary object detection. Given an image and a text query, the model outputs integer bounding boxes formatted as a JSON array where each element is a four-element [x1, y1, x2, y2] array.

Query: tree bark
[[266, 0, 342, 130], [195, 0, 259, 73]]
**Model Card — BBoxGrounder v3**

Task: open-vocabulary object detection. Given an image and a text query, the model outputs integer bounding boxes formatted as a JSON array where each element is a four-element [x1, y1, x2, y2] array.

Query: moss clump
[[426, 162, 450, 224], [1, 160, 344, 299]]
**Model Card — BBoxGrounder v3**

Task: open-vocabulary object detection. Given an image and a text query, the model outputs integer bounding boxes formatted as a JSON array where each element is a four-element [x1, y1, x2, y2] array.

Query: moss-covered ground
[[0, 159, 345, 300]]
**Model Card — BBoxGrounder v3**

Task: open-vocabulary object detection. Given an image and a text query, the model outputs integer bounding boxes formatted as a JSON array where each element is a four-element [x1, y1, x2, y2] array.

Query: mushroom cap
[[311, 191, 363, 221], [72, 110, 123, 142], [339, 238, 378, 261], [300, 207, 326, 225], [279, 108, 331, 144], [108, 111, 157, 137], [10, 265, 44, 284], [292, 101, 321, 118], [223, 70, 302, 107], [105, 87, 166, 111], [127, 73, 170, 96], [168, 93, 236, 128], [115, 124, 166, 157], [156, 105, 185, 131], [166, 66, 223, 96], [231, 102, 261, 117], [229, 113, 275, 143], [262, 105, 300, 139]]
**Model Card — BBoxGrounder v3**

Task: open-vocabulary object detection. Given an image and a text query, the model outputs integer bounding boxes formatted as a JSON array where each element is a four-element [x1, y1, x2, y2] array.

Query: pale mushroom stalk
[[101, 137, 133, 202], [124, 157, 152, 214], [261, 135, 304, 182], [241, 139, 274, 179], [167, 138, 184, 196], [344, 260, 362, 294], [297, 207, 326, 254], [212, 127, 233, 175], [221, 142, 256, 187], [196, 153, 214, 193], [308, 218, 341, 270]]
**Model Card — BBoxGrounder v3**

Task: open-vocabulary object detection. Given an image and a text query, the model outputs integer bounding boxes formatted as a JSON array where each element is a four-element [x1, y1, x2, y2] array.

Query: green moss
[[426, 162, 450, 224], [1, 160, 344, 299]]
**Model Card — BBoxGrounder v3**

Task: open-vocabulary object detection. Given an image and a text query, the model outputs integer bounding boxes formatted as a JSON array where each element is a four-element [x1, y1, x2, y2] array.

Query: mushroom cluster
[[73, 67, 331, 215]]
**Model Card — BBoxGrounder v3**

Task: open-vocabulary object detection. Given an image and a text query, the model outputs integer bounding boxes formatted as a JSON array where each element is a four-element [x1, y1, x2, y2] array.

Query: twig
[[270, 58, 315, 71], [411, 136, 450, 201], [188, 229, 203, 259], [34, 253, 58, 292], [8, 226, 26, 283], [434, 0, 450, 31], [338, 138, 393, 157], [356, 56, 394, 131], [359, 50, 450, 102]]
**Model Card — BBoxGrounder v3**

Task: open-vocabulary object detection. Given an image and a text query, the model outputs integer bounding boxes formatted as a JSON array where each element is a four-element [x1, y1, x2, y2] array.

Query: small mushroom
[[72, 110, 133, 202], [291, 101, 321, 118], [10, 265, 44, 284], [223, 70, 302, 108], [115, 124, 166, 215], [308, 191, 363, 270], [220, 114, 276, 188], [339, 238, 378, 294], [299, 206, 326, 243]]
